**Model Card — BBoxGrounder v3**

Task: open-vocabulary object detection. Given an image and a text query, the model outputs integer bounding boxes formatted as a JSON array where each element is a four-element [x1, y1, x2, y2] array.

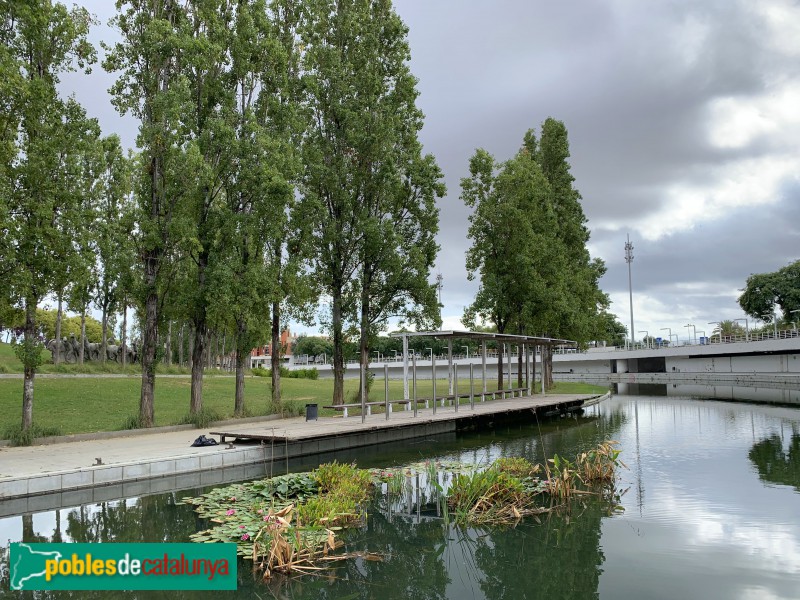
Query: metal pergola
[[333, 330, 577, 423]]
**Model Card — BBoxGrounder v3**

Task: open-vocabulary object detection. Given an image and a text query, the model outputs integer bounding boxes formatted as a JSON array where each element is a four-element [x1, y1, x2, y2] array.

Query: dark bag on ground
[[191, 435, 218, 447]]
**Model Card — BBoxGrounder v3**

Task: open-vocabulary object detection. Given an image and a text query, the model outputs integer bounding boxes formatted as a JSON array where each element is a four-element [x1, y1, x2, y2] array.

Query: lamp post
[[625, 234, 635, 348], [425, 348, 433, 363], [391, 350, 398, 360], [638, 330, 649, 349], [660, 327, 671, 347], [462, 345, 469, 359], [734, 318, 749, 342], [708, 321, 721, 344], [373, 351, 381, 363], [670, 333, 679, 346], [685, 323, 696, 345]]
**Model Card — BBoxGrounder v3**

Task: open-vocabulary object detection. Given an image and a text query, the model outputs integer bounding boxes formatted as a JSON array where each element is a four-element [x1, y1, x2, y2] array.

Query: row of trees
[[461, 119, 614, 387], [1, 0, 444, 431]]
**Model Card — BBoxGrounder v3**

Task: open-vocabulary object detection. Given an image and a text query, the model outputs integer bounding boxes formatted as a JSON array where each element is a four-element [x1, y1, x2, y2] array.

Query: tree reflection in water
[[749, 432, 800, 491]]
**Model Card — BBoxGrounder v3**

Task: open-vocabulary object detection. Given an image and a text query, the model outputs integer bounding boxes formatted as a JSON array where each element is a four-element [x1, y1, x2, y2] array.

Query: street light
[[708, 321, 721, 344], [734, 318, 749, 342], [462, 345, 469, 359], [373, 351, 381, 363], [791, 309, 800, 332], [761, 312, 778, 339], [425, 347, 433, 362], [660, 327, 671, 347], [685, 323, 696, 345], [391, 350, 398, 360], [638, 330, 649, 349]]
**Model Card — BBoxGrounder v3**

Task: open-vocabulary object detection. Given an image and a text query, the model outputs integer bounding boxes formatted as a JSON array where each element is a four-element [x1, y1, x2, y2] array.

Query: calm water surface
[[1, 394, 799, 599]]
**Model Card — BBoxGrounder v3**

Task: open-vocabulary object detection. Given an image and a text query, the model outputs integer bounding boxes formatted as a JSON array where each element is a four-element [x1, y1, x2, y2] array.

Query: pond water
[[2, 394, 799, 599]]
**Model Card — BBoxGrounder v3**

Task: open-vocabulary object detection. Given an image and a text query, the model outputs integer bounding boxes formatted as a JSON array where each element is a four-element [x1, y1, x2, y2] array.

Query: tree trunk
[[332, 290, 345, 406], [101, 302, 108, 364], [189, 327, 195, 370], [139, 253, 159, 428], [178, 323, 184, 367], [190, 320, 207, 416], [358, 285, 370, 402], [234, 320, 246, 415], [221, 333, 226, 370], [22, 299, 36, 431], [497, 343, 504, 391], [54, 294, 63, 365], [165, 320, 172, 366], [79, 312, 86, 364], [121, 299, 127, 367], [271, 301, 281, 407]]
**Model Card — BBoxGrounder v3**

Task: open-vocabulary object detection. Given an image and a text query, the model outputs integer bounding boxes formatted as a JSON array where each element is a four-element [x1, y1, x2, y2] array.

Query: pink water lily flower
[[226, 509, 236, 516], [241, 533, 249, 541]]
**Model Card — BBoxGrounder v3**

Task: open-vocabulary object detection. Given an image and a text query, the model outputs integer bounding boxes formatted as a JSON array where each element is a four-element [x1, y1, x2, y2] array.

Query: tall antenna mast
[[625, 234, 635, 348]]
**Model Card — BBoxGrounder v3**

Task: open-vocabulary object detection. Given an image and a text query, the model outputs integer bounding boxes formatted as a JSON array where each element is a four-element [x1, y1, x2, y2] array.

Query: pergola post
[[447, 339, 453, 395], [525, 344, 530, 395], [412, 354, 417, 417], [481, 340, 487, 398], [402, 335, 409, 401], [360, 360, 366, 423], [432, 353, 437, 415]]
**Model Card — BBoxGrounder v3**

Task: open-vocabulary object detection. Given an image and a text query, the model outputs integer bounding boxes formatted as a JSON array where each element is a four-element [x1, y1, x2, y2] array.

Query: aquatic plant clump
[[448, 441, 625, 525], [182, 462, 372, 577]]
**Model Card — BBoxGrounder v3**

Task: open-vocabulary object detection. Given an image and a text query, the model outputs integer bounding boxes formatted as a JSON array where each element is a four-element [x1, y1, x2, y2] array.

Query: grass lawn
[[0, 341, 194, 375], [0, 369, 608, 438]]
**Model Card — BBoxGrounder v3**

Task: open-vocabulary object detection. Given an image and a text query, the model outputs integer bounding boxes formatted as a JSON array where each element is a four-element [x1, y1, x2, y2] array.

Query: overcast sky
[[65, 0, 800, 344]]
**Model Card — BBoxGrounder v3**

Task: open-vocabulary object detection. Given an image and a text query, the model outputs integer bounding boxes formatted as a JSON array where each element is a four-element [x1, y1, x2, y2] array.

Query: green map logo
[[9, 543, 237, 591]]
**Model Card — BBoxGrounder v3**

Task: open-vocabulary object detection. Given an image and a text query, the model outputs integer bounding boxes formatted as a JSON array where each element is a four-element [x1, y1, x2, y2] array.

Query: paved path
[[0, 392, 607, 506]]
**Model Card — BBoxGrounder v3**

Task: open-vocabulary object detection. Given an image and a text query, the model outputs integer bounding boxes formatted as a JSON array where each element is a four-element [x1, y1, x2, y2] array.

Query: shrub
[[251, 366, 318, 380], [2, 423, 62, 446], [178, 408, 222, 429]]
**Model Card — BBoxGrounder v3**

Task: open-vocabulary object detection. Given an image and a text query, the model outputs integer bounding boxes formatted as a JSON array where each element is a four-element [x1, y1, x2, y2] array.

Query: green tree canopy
[[738, 259, 800, 322], [1, 0, 96, 430]]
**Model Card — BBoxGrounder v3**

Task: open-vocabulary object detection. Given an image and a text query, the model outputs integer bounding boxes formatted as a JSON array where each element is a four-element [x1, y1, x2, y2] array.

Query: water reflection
[[2, 396, 800, 599], [749, 432, 800, 492]]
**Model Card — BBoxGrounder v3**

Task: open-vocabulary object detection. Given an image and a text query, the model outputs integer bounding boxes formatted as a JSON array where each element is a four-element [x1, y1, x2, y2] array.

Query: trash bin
[[305, 403, 318, 422]]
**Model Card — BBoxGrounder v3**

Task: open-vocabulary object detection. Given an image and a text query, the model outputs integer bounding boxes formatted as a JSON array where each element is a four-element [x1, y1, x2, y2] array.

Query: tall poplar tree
[[105, 0, 193, 426], [299, 0, 441, 404], [93, 135, 133, 362], [534, 118, 608, 344], [2, 0, 96, 431], [462, 143, 560, 388]]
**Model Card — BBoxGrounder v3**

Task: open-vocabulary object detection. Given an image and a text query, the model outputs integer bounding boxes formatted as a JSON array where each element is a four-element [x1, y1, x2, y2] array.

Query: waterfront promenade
[[0, 392, 607, 513]]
